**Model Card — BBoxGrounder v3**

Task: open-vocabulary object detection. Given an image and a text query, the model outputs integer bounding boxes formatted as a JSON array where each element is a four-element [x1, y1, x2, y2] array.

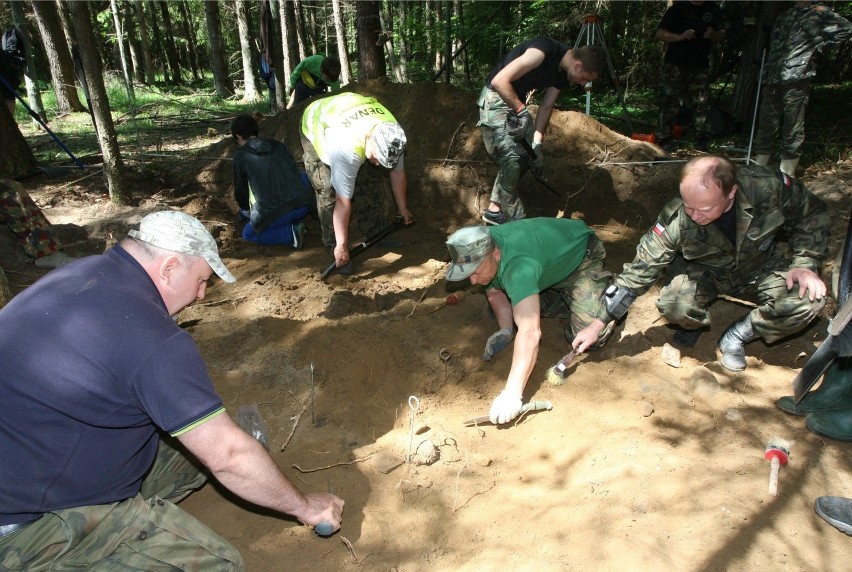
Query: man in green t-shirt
[[445, 218, 614, 424], [286, 55, 341, 109]]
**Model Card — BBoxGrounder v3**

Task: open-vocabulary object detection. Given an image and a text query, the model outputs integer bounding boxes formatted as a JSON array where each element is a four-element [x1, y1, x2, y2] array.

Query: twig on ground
[[453, 481, 496, 514], [292, 454, 375, 473], [408, 286, 429, 317], [279, 404, 308, 452], [197, 296, 246, 307], [340, 536, 361, 564]]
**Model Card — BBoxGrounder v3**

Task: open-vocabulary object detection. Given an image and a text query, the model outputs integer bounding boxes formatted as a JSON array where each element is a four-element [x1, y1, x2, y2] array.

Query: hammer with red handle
[[765, 438, 790, 496]]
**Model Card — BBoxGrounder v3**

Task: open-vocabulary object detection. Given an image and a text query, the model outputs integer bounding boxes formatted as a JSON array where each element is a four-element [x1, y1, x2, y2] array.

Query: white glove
[[489, 390, 523, 425]]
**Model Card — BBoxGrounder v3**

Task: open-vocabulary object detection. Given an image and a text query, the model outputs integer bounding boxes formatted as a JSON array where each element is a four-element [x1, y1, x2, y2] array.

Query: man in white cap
[[301, 92, 414, 273], [445, 218, 614, 425], [0, 211, 344, 569]]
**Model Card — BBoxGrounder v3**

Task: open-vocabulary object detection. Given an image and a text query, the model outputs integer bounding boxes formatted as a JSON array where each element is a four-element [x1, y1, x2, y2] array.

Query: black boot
[[672, 325, 706, 348], [718, 315, 758, 372], [777, 357, 852, 415], [806, 408, 852, 442]]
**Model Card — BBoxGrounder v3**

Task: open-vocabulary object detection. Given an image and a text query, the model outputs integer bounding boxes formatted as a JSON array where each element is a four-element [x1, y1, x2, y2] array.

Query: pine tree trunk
[[204, 0, 233, 96], [30, 0, 86, 115], [9, 0, 45, 124], [235, 0, 260, 101], [135, 0, 156, 84], [331, 0, 351, 84], [278, 0, 294, 84], [158, 1, 183, 84], [379, 8, 401, 82], [68, 1, 129, 205], [0, 100, 37, 177], [292, 0, 308, 61], [124, 4, 145, 84], [396, 0, 408, 83], [356, 1, 386, 80], [110, 0, 136, 101], [178, 1, 201, 81]]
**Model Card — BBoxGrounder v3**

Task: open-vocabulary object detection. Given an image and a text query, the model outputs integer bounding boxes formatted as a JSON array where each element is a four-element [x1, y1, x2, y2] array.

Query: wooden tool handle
[[768, 457, 780, 496]]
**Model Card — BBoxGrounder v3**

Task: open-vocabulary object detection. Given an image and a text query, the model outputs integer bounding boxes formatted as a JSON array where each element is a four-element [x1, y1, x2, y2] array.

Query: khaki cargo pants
[[0, 438, 244, 571]]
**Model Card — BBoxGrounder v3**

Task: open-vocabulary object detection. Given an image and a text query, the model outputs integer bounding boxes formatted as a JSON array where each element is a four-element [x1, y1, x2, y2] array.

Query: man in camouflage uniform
[[477, 39, 606, 225], [655, 1, 727, 151], [574, 156, 828, 373], [753, 1, 852, 176], [300, 92, 413, 274], [444, 218, 614, 425], [1, 179, 72, 268]]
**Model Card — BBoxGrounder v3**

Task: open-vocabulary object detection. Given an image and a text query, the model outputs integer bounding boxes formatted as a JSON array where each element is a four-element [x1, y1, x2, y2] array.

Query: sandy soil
[[3, 80, 852, 571]]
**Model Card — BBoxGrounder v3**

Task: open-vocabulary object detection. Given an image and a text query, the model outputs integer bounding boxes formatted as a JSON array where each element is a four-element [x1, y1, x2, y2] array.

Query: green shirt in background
[[289, 54, 341, 92]]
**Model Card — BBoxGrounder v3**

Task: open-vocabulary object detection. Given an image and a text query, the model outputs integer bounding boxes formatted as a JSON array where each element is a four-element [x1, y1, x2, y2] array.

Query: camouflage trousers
[[477, 86, 535, 221], [656, 63, 711, 139], [300, 133, 392, 251], [657, 255, 826, 343], [539, 235, 615, 348], [753, 80, 811, 160], [0, 179, 62, 259], [0, 438, 244, 571]]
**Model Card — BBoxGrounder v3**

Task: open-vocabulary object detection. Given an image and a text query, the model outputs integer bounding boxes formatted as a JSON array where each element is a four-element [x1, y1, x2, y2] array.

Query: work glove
[[238, 208, 250, 222], [483, 328, 514, 362], [506, 107, 532, 142], [529, 142, 544, 176], [489, 390, 523, 425]]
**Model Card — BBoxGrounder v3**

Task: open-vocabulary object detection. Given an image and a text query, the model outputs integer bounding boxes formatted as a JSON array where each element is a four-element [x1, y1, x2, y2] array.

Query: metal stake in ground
[[310, 362, 316, 425], [407, 395, 420, 463]]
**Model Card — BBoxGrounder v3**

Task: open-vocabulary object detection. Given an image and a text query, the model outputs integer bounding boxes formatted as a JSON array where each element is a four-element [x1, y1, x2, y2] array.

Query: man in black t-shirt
[[655, 1, 727, 150], [477, 38, 606, 225]]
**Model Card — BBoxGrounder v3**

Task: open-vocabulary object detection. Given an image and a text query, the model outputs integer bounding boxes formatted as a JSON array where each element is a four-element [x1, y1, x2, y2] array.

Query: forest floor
[[3, 80, 852, 571]]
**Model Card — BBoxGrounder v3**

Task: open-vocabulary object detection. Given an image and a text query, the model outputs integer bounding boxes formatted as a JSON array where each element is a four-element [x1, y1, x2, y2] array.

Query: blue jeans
[[242, 205, 310, 245]]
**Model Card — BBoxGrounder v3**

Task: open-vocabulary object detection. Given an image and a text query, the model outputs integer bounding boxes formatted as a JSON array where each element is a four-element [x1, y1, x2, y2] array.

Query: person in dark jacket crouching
[[231, 114, 315, 248]]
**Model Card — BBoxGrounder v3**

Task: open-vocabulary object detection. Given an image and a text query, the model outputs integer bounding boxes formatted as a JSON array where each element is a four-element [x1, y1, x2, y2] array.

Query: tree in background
[[68, 1, 128, 204], [204, 0, 233, 97], [30, 0, 86, 115], [356, 1, 386, 80]]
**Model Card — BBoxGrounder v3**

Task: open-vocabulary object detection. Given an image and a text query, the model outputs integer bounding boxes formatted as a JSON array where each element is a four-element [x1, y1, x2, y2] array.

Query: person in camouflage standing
[[753, 1, 852, 177], [573, 156, 829, 373], [1, 179, 73, 269], [300, 92, 413, 274], [443, 218, 614, 425], [655, 1, 728, 151], [477, 39, 606, 226]]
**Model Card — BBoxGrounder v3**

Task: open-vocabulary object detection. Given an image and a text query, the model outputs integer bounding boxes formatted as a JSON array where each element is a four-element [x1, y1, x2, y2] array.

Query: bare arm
[[178, 413, 344, 530], [533, 87, 561, 144], [490, 48, 546, 113], [656, 28, 695, 43], [502, 294, 541, 396], [332, 195, 353, 267], [389, 168, 413, 223]]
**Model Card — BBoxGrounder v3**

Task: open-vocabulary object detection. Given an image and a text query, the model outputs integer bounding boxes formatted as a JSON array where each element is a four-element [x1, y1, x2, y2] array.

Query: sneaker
[[291, 221, 305, 250], [482, 210, 505, 225]]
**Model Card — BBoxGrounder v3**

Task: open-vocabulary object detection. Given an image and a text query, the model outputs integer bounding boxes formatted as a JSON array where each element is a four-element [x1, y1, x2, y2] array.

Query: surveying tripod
[[574, 15, 634, 133]]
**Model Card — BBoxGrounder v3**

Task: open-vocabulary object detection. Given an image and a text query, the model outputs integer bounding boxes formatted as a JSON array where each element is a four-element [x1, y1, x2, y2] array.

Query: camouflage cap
[[128, 211, 236, 283], [445, 226, 493, 282], [372, 123, 407, 169]]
